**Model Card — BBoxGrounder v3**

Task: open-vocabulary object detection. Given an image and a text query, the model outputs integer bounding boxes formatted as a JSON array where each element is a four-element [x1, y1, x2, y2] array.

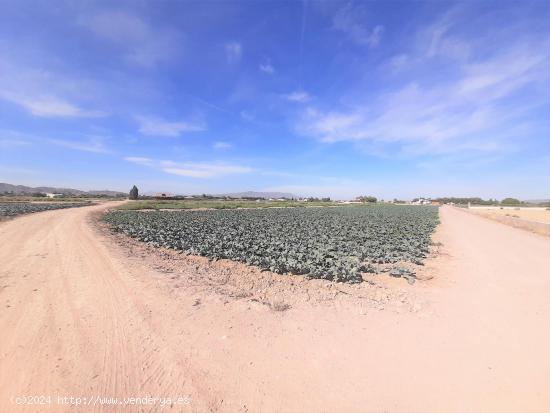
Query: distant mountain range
[[217, 191, 297, 199], [0, 183, 126, 197], [0, 184, 296, 199], [526, 199, 550, 204]]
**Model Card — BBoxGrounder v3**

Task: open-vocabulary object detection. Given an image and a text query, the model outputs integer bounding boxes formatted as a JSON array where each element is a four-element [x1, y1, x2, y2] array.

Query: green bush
[[501, 197, 521, 205]]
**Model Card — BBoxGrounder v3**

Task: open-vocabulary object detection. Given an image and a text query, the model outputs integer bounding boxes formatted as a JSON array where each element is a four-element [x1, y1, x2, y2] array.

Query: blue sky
[[1, 0, 549, 199]]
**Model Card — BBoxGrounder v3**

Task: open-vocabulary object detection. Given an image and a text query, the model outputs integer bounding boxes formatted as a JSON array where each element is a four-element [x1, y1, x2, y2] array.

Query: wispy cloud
[[212, 141, 232, 150], [80, 10, 182, 67], [298, 0, 308, 86], [225, 42, 242, 64], [0, 130, 110, 153], [299, 36, 550, 156], [423, 8, 470, 60], [1, 92, 104, 118], [123, 156, 154, 166], [284, 90, 311, 103], [163, 163, 251, 178], [387, 54, 410, 73], [48, 137, 109, 153], [332, 4, 384, 48], [0, 137, 31, 148], [0, 53, 106, 119], [0, 129, 33, 149], [240, 110, 255, 122], [124, 157, 253, 178], [259, 62, 275, 74], [135, 115, 205, 137]]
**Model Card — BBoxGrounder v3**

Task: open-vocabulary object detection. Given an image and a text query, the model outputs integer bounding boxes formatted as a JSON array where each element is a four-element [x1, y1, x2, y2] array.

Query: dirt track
[[1, 204, 549, 412]]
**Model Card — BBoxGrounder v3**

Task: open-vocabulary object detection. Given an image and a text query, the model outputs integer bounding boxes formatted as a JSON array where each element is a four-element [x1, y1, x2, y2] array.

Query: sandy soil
[[470, 206, 550, 224], [1, 204, 549, 412], [467, 207, 550, 236]]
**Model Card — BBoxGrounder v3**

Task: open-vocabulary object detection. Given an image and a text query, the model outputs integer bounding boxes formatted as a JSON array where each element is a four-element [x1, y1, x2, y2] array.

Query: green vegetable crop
[[0, 202, 89, 217], [103, 205, 439, 283]]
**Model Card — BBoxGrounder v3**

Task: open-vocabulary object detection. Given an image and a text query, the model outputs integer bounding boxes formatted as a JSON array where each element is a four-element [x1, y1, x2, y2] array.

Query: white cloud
[[384, 11, 469, 74], [124, 156, 154, 166], [457, 50, 546, 101], [135, 115, 205, 137], [0, 130, 109, 153], [48, 137, 109, 153], [124, 157, 252, 178], [225, 42, 242, 64], [0, 54, 106, 119], [0, 130, 32, 148], [212, 141, 232, 150], [0, 138, 30, 148], [81, 11, 182, 67], [240, 110, 255, 122], [387, 54, 410, 72], [423, 8, 470, 60], [298, 41, 550, 155], [284, 90, 311, 103], [259, 62, 275, 74], [163, 163, 251, 178], [1, 92, 104, 118], [333, 4, 384, 47]]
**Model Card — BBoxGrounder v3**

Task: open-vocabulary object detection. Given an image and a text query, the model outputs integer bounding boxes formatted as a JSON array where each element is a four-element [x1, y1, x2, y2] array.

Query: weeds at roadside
[[269, 301, 291, 312]]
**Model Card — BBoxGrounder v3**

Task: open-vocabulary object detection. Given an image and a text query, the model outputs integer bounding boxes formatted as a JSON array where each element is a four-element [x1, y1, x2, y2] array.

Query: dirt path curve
[[0, 204, 549, 412]]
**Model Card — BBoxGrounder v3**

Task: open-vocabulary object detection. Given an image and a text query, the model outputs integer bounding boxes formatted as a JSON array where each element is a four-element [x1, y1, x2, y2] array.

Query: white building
[[412, 197, 432, 205]]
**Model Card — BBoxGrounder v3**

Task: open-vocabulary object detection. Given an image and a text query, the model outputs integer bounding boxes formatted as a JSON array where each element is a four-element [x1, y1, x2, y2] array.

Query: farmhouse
[[412, 197, 432, 205]]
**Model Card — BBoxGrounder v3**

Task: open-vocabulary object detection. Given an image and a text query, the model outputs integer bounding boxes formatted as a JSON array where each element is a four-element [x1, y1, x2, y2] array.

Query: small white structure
[[45, 193, 63, 198], [412, 197, 432, 205]]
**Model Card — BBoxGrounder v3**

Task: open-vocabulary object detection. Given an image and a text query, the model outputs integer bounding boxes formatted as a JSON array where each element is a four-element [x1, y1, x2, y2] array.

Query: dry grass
[[470, 207, 550, 224]]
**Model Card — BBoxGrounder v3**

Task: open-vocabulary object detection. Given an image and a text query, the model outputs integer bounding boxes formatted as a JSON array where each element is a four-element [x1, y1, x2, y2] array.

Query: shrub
[[501, 197, 521, 205]]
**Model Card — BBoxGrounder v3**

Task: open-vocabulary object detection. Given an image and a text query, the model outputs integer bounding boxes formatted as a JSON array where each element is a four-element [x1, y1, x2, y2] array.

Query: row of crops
[[0, 202, 90, 217], [103, 205, 439, 283]]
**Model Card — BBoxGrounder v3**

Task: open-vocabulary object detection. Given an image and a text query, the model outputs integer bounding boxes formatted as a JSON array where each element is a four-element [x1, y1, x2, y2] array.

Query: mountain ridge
[[0, 183, 126, 197], [0, 184, 297, 199]]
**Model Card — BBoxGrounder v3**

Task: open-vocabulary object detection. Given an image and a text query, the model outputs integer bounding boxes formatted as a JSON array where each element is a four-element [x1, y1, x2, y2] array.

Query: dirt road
[[1, 204, 549, 412]]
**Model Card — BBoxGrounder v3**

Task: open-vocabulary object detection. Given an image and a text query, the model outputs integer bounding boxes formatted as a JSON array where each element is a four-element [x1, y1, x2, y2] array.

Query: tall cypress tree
[[129, 185, 139, 200]]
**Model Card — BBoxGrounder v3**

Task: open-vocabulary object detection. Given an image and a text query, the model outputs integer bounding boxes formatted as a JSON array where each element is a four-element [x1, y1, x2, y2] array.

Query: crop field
[[118, 199, 338, 210], [103, 205, 439, 283], [0, 202, 90, 217]]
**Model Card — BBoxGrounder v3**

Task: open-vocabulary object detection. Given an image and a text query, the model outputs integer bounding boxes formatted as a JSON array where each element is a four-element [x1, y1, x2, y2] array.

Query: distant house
[[45, 193, 63, 198], [412, 197, 432, 205], [155, 192, 172, 198]]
